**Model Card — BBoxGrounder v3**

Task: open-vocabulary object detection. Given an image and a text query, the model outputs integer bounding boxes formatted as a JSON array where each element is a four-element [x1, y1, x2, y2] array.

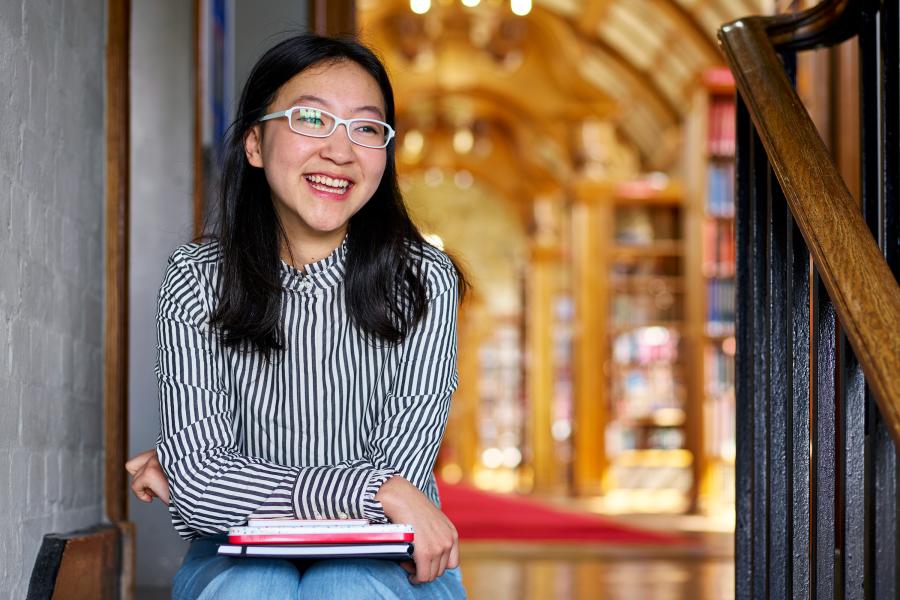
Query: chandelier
[[410, 0, 532, 17]]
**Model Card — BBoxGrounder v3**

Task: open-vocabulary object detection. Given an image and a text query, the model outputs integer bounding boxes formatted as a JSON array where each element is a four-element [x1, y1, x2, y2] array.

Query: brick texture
[[0, 0, 106, 597]]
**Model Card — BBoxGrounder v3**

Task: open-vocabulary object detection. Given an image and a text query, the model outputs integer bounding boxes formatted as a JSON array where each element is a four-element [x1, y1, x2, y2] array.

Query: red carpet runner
[[436, 479, 687, 545]]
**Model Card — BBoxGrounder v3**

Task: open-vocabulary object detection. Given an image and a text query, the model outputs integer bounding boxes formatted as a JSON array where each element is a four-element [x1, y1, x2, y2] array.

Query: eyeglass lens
[[290, 107, 389, 147]]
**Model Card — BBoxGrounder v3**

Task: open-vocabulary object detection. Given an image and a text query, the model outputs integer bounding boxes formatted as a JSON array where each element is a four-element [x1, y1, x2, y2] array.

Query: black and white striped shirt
[[154, 239, 459, 540]]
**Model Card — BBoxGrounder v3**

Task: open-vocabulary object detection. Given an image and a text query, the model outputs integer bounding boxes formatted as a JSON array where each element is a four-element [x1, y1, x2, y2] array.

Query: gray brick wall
[[0, 1, 107, 597]]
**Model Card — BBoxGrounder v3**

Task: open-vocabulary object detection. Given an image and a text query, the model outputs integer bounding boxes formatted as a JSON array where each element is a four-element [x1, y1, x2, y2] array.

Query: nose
[[319, 123, 355, 163]]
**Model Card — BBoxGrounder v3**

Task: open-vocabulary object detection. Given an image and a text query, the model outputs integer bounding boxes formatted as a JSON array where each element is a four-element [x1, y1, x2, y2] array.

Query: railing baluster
[[750, 118, 771, 600], [875, 2, 899, 597], [813, 269, 837, 599], [789, 210, 811, 600], [767, 163, 791, 598], [735, 95, 755, 600], [842, 336, 867, 599], [852, 4, 880, 598]]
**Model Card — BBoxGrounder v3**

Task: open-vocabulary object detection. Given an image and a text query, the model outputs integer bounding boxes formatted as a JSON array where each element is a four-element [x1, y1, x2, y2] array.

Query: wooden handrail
[[762, 0, 859, 49], [717, 3, 900, 448]]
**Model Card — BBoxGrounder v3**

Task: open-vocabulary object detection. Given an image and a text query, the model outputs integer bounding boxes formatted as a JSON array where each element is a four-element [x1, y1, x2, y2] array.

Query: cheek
[[365, 157, 387, 188], [263, 133, 310, 169]]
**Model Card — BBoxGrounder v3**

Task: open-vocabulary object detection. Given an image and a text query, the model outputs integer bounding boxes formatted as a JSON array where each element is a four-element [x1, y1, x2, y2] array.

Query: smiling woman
[[125, 33, 469, 600]]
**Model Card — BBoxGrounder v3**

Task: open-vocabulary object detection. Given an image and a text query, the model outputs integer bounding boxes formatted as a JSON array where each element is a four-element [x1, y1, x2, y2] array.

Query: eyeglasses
[[258, 106, 395, 149]]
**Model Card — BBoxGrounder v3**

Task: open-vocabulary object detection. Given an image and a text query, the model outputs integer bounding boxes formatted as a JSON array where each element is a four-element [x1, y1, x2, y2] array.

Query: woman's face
[[244, 60, 388, 248]]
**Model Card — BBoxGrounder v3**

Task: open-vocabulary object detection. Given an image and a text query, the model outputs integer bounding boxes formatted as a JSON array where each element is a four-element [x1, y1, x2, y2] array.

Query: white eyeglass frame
[[258, 106, 396, 149]]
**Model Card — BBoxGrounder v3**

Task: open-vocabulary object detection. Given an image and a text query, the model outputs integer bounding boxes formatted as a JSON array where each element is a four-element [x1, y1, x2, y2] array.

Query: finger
[[415, 556, 439, 584], [399, 561, 416, 575], [448, 537, 460, 569], [133, 487, 153, 502], [412, 556, 432, 584], [125, 450, 154, 473], [436, 546, 450, 579]]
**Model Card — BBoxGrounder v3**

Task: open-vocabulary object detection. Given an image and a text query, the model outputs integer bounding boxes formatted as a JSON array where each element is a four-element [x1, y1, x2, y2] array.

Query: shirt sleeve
[[156, 253, 303, 539], [288, 258, 460, 523]]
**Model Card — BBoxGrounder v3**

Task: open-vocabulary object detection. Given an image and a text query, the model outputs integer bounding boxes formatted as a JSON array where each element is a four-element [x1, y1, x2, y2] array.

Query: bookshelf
[[686, 67, 738, 512], [601, 180, 696, 513]]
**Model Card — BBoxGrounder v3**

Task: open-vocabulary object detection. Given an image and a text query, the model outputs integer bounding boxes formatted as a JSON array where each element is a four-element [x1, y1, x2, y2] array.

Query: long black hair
[[206, 33, 467, 358]]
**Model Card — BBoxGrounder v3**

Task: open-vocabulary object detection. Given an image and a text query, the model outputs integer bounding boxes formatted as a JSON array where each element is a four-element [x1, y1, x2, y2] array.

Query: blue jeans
[[172, 535, 467, 599]]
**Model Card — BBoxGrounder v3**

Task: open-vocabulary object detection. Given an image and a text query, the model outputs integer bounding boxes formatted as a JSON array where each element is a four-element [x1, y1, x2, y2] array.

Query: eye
[[352, 121, 384, 136], [296, 108, 325, 128]]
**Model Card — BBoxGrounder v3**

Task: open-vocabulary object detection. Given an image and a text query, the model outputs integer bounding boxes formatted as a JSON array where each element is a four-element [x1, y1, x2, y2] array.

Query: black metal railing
[[719, 0, 900, 598]]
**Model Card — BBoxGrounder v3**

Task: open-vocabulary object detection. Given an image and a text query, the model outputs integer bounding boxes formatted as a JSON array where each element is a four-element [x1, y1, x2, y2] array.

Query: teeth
[[306, 174, 350, 188]]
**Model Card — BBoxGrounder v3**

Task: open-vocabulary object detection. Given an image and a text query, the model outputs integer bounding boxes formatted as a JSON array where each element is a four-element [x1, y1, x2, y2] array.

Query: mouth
[[304, 173, 353, 197]]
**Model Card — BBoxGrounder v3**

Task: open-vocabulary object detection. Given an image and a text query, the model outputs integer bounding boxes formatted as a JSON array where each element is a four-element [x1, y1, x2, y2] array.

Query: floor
[[459, 539, 734, 600]]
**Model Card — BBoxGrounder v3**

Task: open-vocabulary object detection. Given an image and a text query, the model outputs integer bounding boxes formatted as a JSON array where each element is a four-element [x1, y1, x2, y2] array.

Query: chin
[[306, 219, 351, 235]]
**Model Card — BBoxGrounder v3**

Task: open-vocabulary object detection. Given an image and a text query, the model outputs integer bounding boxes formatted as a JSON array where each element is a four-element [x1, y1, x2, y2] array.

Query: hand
[[375, 476, 459, 584], [125, 449, 171, 505]]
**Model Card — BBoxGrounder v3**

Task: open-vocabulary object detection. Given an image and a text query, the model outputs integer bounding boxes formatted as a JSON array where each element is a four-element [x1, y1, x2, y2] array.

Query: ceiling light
[[410, 0, 431, 15], [403, 129, 424, 157], [452, 128, 474, 154], [461, 0, 481, 6], [510, 0, 531, 16]]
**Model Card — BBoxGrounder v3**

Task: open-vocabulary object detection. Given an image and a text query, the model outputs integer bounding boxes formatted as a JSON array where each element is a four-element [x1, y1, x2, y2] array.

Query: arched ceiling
[[358, 0, 771, 192]]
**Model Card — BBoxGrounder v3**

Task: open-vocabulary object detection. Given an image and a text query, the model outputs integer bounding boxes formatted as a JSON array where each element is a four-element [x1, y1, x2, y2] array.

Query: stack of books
[[217, 518, 414, 560]]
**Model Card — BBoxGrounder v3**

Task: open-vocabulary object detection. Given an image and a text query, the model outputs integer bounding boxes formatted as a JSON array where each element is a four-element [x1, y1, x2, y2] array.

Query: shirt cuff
[[361, 468, 399, 523]]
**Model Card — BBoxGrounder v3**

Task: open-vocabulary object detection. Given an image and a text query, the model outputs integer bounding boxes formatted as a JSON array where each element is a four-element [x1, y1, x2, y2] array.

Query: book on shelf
[[706, 278, 735, 328], [702, 219, 735, 277], [704, 343, 735, 396], [705, 387, 736, 461], [706, 162, 735, 217], [707, 96, 736, 157]]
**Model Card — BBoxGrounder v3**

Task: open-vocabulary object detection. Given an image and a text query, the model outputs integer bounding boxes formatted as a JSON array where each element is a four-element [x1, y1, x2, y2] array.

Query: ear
[[244, 124, 264, 168]]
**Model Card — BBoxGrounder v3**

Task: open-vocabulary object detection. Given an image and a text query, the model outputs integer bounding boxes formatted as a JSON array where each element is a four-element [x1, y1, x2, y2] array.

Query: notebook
[[217, 542, 414, 560]]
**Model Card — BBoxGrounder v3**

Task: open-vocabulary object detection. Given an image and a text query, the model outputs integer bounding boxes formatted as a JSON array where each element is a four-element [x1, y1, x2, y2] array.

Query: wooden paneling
[[309, 0, 356, 36]]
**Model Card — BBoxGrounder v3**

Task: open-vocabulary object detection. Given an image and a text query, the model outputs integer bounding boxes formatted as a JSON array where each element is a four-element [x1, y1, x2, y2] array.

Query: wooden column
[[443, 298, 485, 483], [526, 241, 562, 493], [683, 161, 707, 513], [571, 181, 612, 496]]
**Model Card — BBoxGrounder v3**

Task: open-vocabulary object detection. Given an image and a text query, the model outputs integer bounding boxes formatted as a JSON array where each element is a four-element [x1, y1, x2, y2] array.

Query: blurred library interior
[[353, 0, 754, 516]]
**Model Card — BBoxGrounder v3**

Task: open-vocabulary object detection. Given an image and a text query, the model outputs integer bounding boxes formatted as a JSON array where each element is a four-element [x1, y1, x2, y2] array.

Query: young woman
[[125, 33, 468, 599]]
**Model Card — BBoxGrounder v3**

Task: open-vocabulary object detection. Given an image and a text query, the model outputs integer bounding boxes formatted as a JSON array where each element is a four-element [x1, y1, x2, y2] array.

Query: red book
[[227, 523, 414, 545]]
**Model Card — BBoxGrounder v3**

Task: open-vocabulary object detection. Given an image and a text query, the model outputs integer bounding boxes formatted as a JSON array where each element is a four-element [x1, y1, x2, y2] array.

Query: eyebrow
[[289, 95, 386, 119]]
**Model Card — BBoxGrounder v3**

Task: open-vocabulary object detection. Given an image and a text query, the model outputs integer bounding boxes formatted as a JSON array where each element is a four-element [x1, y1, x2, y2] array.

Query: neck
[[280, 227, 346, 270]]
